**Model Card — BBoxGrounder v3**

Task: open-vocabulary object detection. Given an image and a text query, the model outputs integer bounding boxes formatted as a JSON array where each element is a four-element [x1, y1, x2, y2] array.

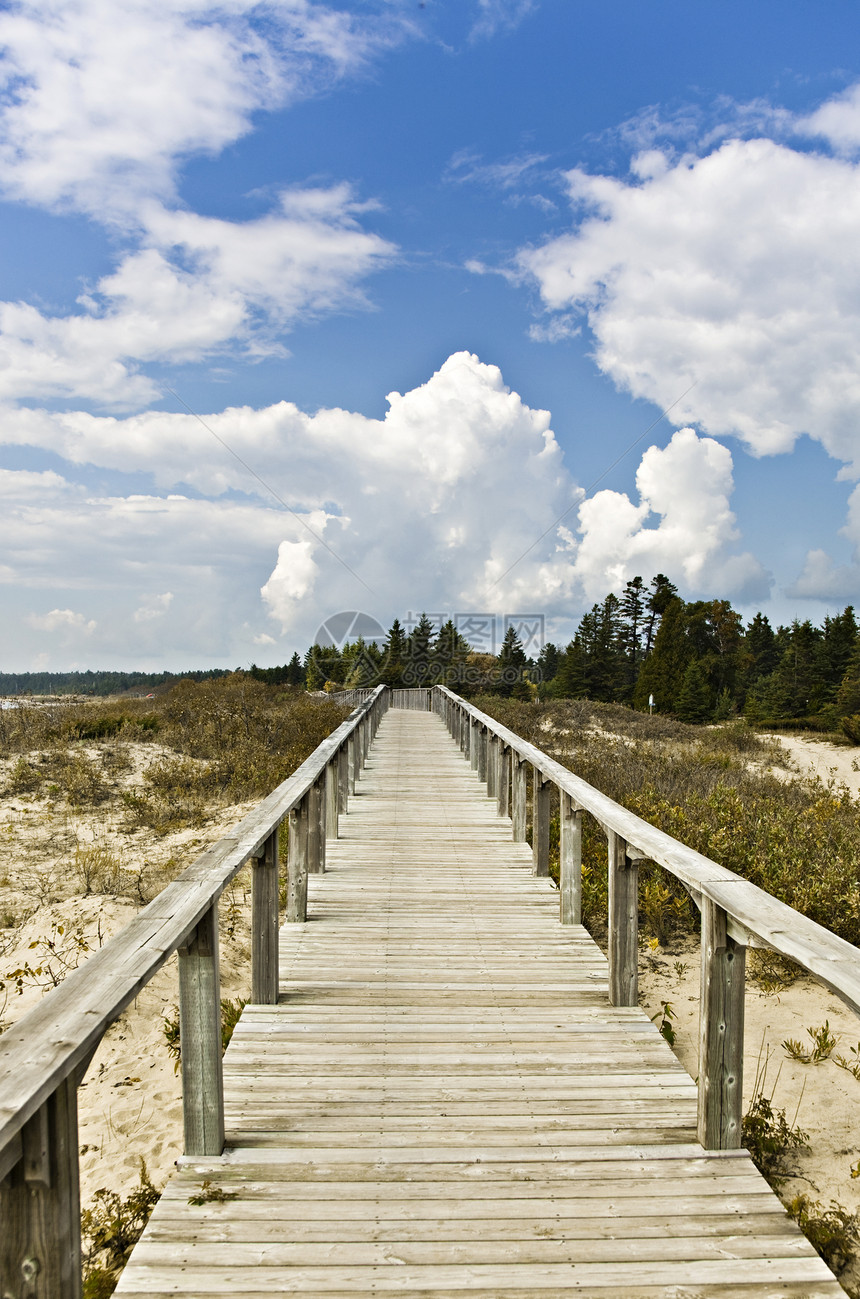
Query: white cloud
[[0, 357, 769, 668], [470, 0, 537, 41], [27, 608, 97, 634], [0, 188, 395, 406], [556, 428, 769, 604], [800, 84, 860, 154], [0, 0, 401, 217], [519, 130, 860, 471], [133, 592, 173, 623]]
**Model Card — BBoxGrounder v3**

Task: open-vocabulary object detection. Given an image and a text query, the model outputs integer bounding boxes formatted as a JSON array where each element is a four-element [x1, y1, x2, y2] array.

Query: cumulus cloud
[[0, 356, 769, 668], [557, 428, 769, 604], [27, 608, 97, 634], [0, 0, 402, 217], [519, 129, 860, 471], [133, 592, 174, 623], [0, 188, 395, 406]]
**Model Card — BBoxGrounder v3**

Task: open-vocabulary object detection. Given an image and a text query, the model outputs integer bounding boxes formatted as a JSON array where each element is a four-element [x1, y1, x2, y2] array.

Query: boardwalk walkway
[[116, 709, 841, 1297]]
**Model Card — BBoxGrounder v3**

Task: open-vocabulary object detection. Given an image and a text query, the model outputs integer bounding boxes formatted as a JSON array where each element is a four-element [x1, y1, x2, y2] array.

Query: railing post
[[0, 1078, 83, 1299], [559, 793, 582, 925], [470, 719, 478, 770], [348, 732, 357, 794], [178, 902, 225, 1156], [286, 797, 309, 922], [698, 897, 746, 1149], [512, 757, 527, 841], [532, 769, 550, 876], [337, 743, 348, 818], [325, 759, 338, 839], [487, 735, 498, 800], [608, 831, 638, 1006], [477, 727, 487, 784], [497, 745, 510, 817], [308, 778, 325, 874], [251, 828, 279, 1005]]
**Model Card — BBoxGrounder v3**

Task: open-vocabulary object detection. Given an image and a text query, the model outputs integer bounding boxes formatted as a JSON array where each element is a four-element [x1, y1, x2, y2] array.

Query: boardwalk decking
[[116, 709, 842, 1297]]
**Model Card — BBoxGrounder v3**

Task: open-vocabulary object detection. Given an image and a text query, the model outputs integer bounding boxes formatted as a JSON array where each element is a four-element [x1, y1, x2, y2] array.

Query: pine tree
[[643, 574, 679, 654], [619, 576, 646, 699], [404, 613, 434, 686], [820, 607, 858, 702], [432, 619, 470, 687], [551, 638, 587, 698], [495, 626, 529, 698], [676, 659, 713, 722], [536, 642, 560, 686], [286, 652, 304, 686], [634, 596, 689, 712], [381, 618, 407, 688]]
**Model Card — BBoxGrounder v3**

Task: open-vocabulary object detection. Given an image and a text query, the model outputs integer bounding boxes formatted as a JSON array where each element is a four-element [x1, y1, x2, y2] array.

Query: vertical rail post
[[477, 727, 487, 784], [348, 732, 357, 795], [325, 760, 338, 839], [512, 757, 527, 842], [308, 778, 325, 874], [0, 1079, 83, 1299], [487, 735, 498, 800], [497, 745, 510, 817], [337, 744, 348, 818], [251, 828, 279, 1005], [698, 897, 746, 1149], [286, 797, 309, 922], [178, 902, 225, 1155], [608, 831, 638, 1006], [532, 769, 550, 876], [470, 719, 479, 770], [559, 793, 581, 924]]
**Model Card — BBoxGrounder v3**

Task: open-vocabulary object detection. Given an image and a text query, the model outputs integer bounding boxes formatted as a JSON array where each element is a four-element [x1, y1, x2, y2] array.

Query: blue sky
[[3, 0, 860, 670]]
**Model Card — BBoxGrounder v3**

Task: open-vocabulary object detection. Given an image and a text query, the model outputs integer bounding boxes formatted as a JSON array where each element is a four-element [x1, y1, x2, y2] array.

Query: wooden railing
[[0, 685, 388, 1299], [434, 686, 860, 1152]]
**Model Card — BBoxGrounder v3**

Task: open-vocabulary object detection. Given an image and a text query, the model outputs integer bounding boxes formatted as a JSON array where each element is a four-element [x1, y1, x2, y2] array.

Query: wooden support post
[[308, 779, 324, 874], [337, 744, 348, 818], [559, 794, 581, 925], [698, 897, 746, 1149], [477, 727, 487, 784], [348, 733, 357, 794], [178, 903, 225, 1156], [325, 759, 338, 839], [0, 1078, 82, 1299], [469, 720, 478, 768], [608, 831, 638, 1007], [487, 735, 498, 800], [512, 758, 527, 842], [532, 769, 550, 876], [251, 828, 279, 1005], [497, 745, 510, 818], [286, 798, 309, 922]]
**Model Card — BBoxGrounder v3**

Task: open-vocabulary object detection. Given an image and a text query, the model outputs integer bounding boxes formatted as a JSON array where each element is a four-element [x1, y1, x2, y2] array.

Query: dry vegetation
[[474, 694, 860, 1293], [0, 677, 347, 1297]]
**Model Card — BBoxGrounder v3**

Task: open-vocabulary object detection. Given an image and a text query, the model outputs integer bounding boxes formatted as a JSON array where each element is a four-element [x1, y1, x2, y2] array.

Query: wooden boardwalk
[[116, 709, 842, 1297]]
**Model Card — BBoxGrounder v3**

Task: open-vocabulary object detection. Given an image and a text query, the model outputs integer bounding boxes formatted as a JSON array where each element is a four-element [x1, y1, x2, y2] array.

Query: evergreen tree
[[286, 652, 304, 686], [763, 620, 824, 719], [381, 618, 407, 688], [634, 596, 689, 712], [643, 574, 679, 654], [536, 642, 560, 686], [836, 637, 860, 718], [404, 613, 434, 685], [820, 607, 858, 702], [675, 659, 713, 722], [579, 594, 625, 701], [551, 638, 587, 698], [619, 576, 646, 698], [432, 619, 470, 687], [495, 626, 529, 698]]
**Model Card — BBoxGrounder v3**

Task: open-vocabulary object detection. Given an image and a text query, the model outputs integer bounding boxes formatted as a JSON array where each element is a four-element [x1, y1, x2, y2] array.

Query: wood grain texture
[[116, 709, 840, 1299]]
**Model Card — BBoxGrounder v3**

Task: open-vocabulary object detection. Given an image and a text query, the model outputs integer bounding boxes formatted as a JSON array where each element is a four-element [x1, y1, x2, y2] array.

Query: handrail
[[433, 685, 860, 1151], [0, 684, 388, 1298]]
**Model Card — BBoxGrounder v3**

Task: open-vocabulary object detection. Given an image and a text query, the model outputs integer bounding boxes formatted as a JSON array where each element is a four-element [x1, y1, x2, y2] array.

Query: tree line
[[261, 577, 860, 731]]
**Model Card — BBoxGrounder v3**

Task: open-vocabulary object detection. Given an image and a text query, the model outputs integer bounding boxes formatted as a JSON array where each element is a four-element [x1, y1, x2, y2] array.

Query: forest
[[280, 575, 860, 735]]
